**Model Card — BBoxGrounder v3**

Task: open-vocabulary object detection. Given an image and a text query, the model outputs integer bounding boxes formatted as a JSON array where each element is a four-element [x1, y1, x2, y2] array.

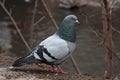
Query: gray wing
[[33, 34, 71, 64]]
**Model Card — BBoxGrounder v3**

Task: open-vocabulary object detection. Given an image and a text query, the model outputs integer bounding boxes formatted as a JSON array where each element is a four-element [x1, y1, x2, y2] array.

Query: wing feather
[[40, 34, 69, 62]]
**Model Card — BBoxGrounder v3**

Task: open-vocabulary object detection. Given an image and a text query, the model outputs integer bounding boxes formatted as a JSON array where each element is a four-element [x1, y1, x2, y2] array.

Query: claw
[[51, 65, 69, 74], [57, 66, 69, 74], [52, 65, 59, 73]]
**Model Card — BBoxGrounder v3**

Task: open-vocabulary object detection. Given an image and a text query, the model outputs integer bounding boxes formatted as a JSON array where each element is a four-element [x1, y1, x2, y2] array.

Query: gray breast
[[53, 42, 76, 65], [67, 42, 76, 53]]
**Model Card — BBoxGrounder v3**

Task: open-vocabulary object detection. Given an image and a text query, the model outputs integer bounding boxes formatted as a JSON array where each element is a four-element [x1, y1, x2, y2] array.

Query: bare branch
[[88, 25, 102, 40], [32, 16, 45, 27], [109, 0, 115, 9], [101, 0, 114, 78], [112, 27, 120, 34], [79, 11, 102, 40], [70, 55, 81, 75], [41, 0, 58, 29], [89, 13, 102, 18], [31, 0, 38, 25], [30, 0, 38, 48]]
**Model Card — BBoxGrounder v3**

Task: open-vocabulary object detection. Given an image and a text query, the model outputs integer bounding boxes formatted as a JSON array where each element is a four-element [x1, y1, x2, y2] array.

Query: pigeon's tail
[[13, 54, 40, 67]]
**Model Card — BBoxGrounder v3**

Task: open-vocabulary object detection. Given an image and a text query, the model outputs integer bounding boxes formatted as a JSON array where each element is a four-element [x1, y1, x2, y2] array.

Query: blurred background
[[0, 0, 120, 76]]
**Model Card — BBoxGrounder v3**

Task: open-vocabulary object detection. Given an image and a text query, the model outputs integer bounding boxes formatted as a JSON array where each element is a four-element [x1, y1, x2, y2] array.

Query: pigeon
[[13, 15, 79, 74]]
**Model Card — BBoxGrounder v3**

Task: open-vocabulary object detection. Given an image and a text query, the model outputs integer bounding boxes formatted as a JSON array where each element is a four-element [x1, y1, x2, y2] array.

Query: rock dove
[[13, 15, 79, 74]]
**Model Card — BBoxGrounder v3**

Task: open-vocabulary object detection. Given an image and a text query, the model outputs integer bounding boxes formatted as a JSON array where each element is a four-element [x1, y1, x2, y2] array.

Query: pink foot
[[51, 65, 69, 74], [58, 67, 69, 74], [52, 65, 59, 73]]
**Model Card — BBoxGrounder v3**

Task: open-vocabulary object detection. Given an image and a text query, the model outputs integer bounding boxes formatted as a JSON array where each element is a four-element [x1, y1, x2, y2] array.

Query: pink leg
[[51, 65, 69, 74], [51, 65, 59, 73], [57, 66, 69, 74]]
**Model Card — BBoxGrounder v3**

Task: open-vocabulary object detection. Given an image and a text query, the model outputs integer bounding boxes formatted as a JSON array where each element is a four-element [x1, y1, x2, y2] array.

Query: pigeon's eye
[[71, 18, 76, 21]]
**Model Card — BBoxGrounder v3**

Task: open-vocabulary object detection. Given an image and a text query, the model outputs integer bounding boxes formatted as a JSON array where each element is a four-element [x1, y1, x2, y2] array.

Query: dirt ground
[[0, 53, 115, 80]]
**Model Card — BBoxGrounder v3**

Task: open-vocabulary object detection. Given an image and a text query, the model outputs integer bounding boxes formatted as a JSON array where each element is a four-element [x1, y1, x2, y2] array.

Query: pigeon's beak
[[75, 19, 80, 24]]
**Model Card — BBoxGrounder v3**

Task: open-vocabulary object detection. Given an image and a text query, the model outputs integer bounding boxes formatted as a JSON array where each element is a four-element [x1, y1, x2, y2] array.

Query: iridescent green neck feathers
[[56, 15, 79, 42], [57, 21, 76, 42]]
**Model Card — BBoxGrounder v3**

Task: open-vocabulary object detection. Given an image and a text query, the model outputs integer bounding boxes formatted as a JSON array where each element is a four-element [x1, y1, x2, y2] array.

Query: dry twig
[[101, 0, 114, 78], [112, 27, 120, 34], [32, 16, 45, 27], [79, 11, 102, 40], [30, 0, 38, 48], [31, 0, 38, 25]]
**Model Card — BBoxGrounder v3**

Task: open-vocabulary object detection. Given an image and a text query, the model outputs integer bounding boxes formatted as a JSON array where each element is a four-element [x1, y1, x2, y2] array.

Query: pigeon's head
[[57, 15, 79, 42], [64, 15, 79, 25]]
